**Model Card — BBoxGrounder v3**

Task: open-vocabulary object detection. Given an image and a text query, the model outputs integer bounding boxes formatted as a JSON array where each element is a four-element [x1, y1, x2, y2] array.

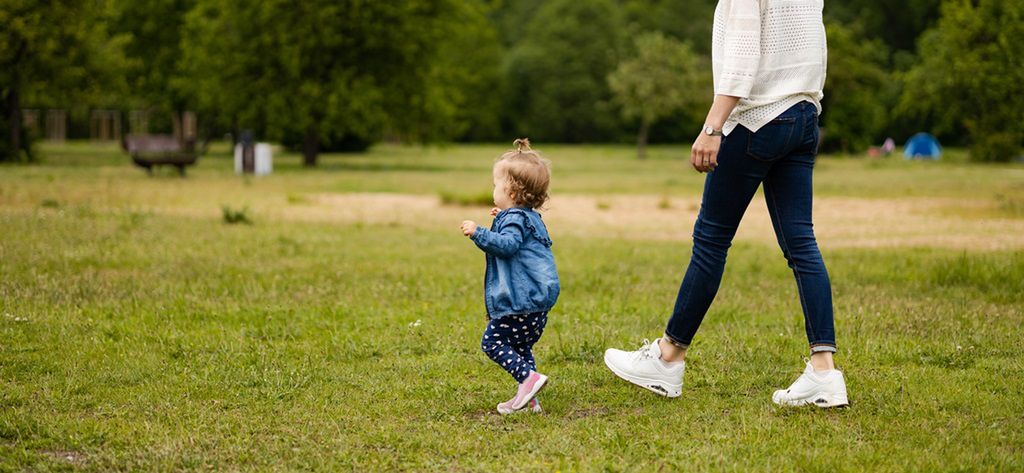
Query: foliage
[[180, 0, 472, 165], [111, 0, 195, 116], [0, 0, 128, 161], [823, 0, 943, 54], [621, 0, 717, 52], [609, 32, 709, 158], [819, 21, 892, 152], [221, 205, 252, 225], [422, 1, 505, 142], [439, 190, 495, 207], [503, 0, 625, 142], [3, 0, 1022, 158], [899, 0, 1024, 162]]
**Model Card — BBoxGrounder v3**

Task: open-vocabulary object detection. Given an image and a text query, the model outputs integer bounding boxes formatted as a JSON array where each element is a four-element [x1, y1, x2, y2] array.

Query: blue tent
[[904, 132, 942, 160]]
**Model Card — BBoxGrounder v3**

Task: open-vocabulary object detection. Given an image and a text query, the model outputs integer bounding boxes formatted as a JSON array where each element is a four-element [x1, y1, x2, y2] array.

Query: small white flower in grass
[[3, 313, 27, 323], [408, 319, 422, 328]]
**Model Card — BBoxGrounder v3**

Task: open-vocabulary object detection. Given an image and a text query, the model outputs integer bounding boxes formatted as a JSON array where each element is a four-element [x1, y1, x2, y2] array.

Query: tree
[[408, 1, 504, 142], [824, 0, 943, 54], [0, 0, 127, 162], [181, 0, 471, 166], [621, 0, 717, 53], [609, 32, 708, 159], [503, 0, 625, 142], [111, 0, 196, 135], [899, 0, 1024, 162], [819, 21, 892, 152]]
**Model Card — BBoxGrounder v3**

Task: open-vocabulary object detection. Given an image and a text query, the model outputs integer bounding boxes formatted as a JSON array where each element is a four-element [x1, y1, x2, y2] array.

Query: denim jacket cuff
[[470, 226, 487, 242]]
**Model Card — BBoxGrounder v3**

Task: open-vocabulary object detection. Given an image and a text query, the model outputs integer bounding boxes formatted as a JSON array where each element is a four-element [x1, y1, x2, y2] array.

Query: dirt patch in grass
[[567, 406, 611, 419], [290, 193, 1024, 250], [19, 191, 1017, 250]]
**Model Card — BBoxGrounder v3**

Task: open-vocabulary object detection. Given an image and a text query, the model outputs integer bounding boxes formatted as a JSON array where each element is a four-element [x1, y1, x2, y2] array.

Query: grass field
[[1, 141, 1023, 471]]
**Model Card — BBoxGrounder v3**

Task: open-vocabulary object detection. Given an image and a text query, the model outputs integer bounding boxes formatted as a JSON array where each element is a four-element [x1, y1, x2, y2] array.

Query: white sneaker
[[603, 338, 684, 398], [772, 360, 849, 408]]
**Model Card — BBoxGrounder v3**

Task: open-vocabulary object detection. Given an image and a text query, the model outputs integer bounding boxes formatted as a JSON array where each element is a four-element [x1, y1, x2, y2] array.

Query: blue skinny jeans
[[665, 101, 837, 353]]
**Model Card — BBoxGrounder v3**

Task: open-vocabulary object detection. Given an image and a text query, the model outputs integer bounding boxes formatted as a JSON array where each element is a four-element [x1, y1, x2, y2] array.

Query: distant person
[[882, 137, 896, 155], [604, 0, 850, 407], [460, 138, 559, 414]]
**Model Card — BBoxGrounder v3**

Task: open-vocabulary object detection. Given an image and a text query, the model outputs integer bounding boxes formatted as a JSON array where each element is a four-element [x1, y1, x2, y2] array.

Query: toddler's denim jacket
[[471, 208, 559, 318]]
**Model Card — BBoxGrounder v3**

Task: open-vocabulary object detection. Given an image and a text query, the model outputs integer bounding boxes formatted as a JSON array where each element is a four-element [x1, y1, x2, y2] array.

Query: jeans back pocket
[[746, 116, 799, 162]]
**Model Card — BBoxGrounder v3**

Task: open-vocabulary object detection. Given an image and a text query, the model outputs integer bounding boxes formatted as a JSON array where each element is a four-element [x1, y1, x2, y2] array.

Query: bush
[[221, 205, 252, 225], [439, 191, 493, 207]]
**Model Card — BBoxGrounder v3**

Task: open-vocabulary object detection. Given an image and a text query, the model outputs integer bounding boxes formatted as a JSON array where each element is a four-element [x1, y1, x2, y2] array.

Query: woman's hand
[[489, 207, 501, 217], [460, 220, 477, 237], [691, 133, 721, 173]]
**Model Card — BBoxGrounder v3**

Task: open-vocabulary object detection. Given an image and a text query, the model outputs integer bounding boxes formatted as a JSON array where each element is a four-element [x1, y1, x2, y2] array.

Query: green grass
[[1, 142, 1023, 471]]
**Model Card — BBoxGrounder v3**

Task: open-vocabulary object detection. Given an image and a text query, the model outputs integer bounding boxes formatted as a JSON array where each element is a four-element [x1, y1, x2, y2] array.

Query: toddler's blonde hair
[[496, 138, 550, 209]]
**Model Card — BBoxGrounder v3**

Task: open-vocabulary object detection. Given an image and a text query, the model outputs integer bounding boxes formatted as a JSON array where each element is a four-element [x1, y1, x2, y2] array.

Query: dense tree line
[[1, 0, 1020, 162]]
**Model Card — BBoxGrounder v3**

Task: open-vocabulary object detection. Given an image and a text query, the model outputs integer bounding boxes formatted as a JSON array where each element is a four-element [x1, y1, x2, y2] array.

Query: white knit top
[[711, 0, 827, 135]]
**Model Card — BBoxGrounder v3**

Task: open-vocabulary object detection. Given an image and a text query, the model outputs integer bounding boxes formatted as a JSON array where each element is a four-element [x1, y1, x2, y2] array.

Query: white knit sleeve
[[715, 0, 761, 98]]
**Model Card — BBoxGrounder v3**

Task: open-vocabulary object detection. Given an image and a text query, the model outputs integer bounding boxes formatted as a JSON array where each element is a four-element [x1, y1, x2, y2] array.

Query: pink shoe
[[511, 371, 548, 410], [496, 393, 521, 415], [497, 395, 542, 415]]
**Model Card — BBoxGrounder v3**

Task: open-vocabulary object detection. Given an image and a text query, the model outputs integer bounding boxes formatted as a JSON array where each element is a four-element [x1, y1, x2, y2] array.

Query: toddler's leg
[[482, 316, 535, 383], [510, 311, 548, 372]]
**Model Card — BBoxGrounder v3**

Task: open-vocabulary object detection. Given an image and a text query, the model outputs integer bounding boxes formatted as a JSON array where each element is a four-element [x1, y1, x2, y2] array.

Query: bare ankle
[[809, 351, 835, 371], [658, 338, 686, 363]]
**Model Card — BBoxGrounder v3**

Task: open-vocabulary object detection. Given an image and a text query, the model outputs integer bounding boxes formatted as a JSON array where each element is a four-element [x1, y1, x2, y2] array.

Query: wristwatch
[[703, 125, 723, 136]]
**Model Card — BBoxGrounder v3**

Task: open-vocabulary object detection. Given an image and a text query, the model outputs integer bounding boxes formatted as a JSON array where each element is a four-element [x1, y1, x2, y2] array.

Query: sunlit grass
[[0, 142, 1022, 471]]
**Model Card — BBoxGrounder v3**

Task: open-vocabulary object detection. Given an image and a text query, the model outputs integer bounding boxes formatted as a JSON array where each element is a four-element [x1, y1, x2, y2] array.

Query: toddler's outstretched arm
[[461, 213, 525, 258]]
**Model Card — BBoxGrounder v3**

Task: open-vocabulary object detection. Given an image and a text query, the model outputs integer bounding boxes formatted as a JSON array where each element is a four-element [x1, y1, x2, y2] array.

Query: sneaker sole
[[497, 403, 543, 415], [603, 353, 682, 398], [772, 391, 849, 408]]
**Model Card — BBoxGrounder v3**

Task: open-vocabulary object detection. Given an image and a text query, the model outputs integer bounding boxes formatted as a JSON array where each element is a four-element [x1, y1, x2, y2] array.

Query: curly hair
[[495, 138, 551, 209]]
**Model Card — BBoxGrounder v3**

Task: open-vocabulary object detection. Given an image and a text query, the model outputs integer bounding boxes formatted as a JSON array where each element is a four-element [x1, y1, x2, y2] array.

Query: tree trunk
[[302, 124, 319, 167], [6, 87, 22, 161], [4, 40, 27, 162], [230, 118, 240, 146], [172, 110, 182, 141], [636, 120, 649, 160]]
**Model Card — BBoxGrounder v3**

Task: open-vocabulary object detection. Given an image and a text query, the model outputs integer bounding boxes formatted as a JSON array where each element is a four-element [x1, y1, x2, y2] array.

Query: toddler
[[460, 138, 559, 415]]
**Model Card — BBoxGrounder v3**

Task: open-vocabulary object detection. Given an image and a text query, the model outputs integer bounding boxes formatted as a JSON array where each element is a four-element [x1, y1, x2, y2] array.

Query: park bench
[[122, 134, 198, 176]]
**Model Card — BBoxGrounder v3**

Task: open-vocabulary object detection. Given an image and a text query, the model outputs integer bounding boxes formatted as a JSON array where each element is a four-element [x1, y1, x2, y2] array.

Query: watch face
[[705, 126, 713, 135]]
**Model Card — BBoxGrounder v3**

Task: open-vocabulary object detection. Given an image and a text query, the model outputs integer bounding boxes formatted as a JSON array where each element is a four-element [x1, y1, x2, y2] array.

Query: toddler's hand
[[490, 207, 501, 217], [460, 220, 477, 237]]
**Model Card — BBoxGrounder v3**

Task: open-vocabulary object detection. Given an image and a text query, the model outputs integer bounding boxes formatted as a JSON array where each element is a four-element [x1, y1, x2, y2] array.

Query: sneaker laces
[[632, 339, 655, 361]]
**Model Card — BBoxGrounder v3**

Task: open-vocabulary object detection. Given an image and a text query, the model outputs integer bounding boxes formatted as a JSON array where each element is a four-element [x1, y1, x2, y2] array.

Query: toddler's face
[[492, 167, 515, 209]]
